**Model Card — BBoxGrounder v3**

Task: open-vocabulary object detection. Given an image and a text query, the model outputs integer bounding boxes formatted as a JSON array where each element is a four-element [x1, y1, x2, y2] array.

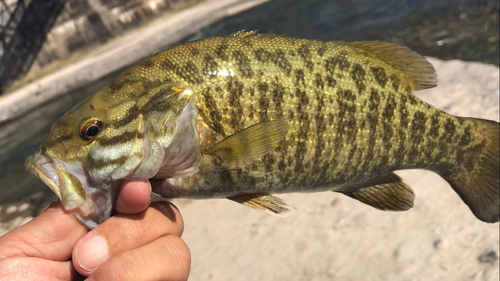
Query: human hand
[[0, 180, 191, 281]]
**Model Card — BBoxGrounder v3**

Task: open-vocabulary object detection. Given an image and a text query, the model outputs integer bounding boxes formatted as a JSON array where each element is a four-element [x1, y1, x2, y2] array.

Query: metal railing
[[0, 0, 66, 94]]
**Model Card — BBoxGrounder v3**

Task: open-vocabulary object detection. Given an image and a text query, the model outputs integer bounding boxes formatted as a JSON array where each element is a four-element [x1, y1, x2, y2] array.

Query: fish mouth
[[26, 153, 61, 198], [26, 151, 89, 210]]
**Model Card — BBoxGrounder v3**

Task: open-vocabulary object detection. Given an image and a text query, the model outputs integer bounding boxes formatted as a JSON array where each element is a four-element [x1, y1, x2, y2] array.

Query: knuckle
[[160, 236, 191, 280]]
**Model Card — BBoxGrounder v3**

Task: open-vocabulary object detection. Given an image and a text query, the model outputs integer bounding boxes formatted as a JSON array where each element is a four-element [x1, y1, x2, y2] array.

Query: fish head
[[26, 84, 201, 228], [25, 98, 116, 227]]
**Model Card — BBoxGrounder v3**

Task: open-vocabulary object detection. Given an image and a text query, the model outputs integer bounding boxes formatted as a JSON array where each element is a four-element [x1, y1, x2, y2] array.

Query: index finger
[[0, 180, 152, 261], [0, 201, 87, 261]]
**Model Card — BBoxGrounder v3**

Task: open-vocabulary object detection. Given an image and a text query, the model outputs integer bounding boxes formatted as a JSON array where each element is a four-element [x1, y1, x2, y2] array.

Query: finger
[[0, 201, 87, 261], [0, 258, 79, 281], [73, 202, 184, 276], [115, 180, 152, 214], [89, 235, 191, 281]]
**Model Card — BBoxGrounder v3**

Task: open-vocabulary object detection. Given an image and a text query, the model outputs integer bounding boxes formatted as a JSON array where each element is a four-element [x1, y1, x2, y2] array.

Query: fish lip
[[26, 152, 62, 200]]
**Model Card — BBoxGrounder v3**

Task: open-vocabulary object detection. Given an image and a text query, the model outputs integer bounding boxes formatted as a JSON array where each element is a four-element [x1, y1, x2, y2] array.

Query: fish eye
[[79, 118, 103, 140]]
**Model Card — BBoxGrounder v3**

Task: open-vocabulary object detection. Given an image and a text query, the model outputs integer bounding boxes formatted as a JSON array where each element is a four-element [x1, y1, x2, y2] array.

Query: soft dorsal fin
[[227, 193, 296, 217], [204, 120, 289, 169], [343, 41, 437, 91], [338, 172, 415, 211]]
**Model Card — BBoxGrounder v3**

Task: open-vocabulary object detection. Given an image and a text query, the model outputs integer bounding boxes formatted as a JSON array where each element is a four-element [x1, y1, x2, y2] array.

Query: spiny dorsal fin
[[227, 193, 296, 217], [204, 120, 289, 169], [227, 30, 285, 39], [228, 30, 259, 38], [343, 41, 437, 91], [338, 173, 415, 211]]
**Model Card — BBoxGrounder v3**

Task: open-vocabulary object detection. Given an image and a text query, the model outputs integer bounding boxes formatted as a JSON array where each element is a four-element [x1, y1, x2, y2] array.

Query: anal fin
[[338, 173, 415, 211], [227, 193, 296, 217]]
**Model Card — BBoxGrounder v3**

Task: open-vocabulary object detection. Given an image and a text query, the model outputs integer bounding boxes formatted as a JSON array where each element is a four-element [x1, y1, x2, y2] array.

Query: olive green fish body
[[137, 35, 485, 195], [26, 32, 499, 227]]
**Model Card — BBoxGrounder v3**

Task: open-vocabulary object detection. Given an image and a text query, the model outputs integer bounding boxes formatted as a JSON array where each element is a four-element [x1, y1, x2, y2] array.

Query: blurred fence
[[0, 0, 66, 94], [0, 0, 191, 95]]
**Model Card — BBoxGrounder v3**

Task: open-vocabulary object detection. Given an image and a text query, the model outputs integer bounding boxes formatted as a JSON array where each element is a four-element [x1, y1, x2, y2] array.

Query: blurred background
[[1, 0, 498, 94], [0, 0, 498, 280]]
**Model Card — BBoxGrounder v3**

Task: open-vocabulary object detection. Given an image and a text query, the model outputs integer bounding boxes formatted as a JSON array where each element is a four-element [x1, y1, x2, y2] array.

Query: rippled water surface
[[0, 0, 497, 203]]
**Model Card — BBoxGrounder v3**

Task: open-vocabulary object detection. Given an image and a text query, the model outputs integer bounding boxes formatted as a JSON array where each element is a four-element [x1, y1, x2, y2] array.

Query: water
[[0, 0, 497, 204], [192, 0, 498, 64]]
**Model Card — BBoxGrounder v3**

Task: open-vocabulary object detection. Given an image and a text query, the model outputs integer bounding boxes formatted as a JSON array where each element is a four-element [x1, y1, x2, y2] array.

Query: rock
[[0, 195, 40, 236], [5, 205, 17, 214], [478, 251, 499, 264], [0, 216, 34, 236], [18, 203, 30, 212]]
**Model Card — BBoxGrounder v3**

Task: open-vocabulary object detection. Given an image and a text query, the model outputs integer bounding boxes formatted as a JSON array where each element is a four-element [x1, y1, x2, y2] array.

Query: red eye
[[79, 118, 103, 140]]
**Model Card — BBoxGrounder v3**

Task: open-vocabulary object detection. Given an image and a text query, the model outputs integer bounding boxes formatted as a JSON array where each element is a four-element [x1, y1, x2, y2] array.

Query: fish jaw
[[26, 151, 88, 209], [25, 151, 116, 229]]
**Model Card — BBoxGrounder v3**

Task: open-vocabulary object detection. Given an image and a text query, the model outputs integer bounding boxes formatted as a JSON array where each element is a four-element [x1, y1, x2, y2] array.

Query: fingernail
[[76, 234, 109, 272]]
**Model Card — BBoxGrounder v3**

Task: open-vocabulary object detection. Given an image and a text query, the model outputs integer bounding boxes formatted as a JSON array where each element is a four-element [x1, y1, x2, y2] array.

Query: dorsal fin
[[343, 41, 437, 91], [227, 30, 285, 39], [228, 30, 259, 38]]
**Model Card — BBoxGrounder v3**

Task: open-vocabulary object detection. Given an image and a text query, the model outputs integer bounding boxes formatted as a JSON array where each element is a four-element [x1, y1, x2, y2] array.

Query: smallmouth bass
[[26, 31, 499, 228]]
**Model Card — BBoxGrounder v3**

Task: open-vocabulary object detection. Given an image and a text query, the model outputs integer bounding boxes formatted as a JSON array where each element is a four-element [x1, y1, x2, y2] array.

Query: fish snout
[[26, 151, 87, 210], [26, 152, 61, 198]]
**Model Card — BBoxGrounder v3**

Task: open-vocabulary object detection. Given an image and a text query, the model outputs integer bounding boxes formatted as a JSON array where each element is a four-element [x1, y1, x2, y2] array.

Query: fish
[[25, 31, 499, 229]]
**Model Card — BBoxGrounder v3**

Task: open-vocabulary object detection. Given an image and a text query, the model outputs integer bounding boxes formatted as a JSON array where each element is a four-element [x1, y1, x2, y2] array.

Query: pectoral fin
[[227, 193, 296, 217], [338, 173, 415, 211], [204, 120, 289, 169]]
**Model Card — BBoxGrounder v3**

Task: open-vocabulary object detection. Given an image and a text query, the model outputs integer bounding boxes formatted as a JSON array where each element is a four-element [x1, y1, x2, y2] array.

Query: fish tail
[[444, 118, 499, 223]]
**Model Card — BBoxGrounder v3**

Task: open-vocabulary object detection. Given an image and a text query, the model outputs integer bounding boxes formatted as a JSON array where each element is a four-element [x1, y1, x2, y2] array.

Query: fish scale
[[25, 32, 499, 228], [135, 37, 441, 189], [125, 34, 490, 195]]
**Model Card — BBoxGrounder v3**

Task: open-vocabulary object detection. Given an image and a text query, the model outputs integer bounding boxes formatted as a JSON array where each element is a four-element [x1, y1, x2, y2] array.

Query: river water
[[0, 0, 497, 204]]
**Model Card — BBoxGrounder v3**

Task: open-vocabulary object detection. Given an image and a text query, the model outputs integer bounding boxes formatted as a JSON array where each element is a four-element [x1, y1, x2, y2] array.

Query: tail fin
[[445, 118, 499, 223]]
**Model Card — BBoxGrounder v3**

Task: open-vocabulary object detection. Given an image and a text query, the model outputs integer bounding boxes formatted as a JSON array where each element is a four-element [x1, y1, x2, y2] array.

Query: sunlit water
[[0, 0, 497, 204]]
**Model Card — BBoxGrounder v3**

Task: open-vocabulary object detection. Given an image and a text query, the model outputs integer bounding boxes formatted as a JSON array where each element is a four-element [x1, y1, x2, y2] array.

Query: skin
[[0, 180, 191, 281]]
